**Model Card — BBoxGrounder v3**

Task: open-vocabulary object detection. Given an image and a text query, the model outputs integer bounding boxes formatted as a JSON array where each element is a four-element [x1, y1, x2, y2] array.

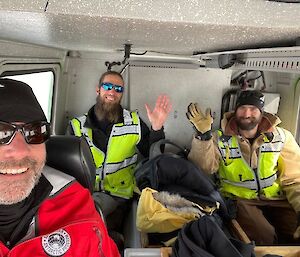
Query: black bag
[[171, 216, 255, 257], [135, 139, 230, 219]]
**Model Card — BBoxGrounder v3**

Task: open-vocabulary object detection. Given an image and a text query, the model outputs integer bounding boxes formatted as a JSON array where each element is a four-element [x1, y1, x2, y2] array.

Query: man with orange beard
[[0, 78, 119, 257], [187, 90, 300, 246], [69, 71, 171, 251]]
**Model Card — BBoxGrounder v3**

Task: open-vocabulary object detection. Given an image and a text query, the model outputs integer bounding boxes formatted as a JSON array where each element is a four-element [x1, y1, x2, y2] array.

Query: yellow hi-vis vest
[[70, 109, 141, 199], [217, 128, 285, 199]]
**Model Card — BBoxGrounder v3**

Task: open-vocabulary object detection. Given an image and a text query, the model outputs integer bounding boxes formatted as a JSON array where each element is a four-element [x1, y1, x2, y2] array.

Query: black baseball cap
[[235, 90, 265, 112], [0, 78, 47, 123]]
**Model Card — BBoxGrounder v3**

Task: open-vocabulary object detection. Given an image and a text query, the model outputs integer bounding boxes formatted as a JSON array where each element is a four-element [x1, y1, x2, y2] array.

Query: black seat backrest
[[46, 135, 96, 193]]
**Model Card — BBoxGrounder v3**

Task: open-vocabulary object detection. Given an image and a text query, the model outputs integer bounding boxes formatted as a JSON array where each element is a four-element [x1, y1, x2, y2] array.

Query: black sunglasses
[[0, 121, 50, 145]]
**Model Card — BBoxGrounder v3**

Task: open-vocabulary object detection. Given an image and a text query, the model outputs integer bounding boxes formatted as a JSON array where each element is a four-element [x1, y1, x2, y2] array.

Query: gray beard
[[0, 157, 44, 205], [94, 95, 121, 123]]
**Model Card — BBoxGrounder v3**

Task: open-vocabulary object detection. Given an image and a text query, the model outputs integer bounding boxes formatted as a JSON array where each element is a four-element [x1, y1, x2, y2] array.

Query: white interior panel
[[1, 1, 300, 54], [276, 73, 300, 135], [129, 66, 232, 148]]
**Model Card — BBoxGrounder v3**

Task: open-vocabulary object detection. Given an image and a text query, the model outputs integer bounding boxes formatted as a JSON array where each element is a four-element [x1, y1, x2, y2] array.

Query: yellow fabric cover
[[136, 187, 201, 233]]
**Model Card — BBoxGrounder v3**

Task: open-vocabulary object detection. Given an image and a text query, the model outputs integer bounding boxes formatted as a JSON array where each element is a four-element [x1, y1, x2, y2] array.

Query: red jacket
[[0, 166, 120, 257]]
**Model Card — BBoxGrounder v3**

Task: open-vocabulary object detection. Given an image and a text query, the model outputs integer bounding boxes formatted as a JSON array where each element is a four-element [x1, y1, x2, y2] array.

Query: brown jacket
[[188, 111, 300, 213]]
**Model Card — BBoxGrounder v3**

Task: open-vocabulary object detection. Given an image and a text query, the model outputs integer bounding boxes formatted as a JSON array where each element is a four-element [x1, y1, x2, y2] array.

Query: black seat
[[46, 135, 96, 194]]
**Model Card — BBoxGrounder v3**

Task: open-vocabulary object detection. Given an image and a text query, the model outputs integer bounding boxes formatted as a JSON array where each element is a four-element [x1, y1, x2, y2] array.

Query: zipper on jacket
[[101, 125, 114, 187], [253, 168, 261, 194], [256, 145, 263, 196], [93, 226, 105, 257], [249, 139, 261, 195]]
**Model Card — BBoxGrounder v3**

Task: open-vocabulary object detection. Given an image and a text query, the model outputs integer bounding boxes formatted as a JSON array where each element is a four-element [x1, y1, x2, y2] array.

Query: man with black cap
[[0, 78, 119, 257], [186, 90, 300, 245]]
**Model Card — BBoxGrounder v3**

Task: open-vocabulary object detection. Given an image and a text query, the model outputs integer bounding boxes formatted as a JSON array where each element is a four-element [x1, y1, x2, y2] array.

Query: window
[[4, 71, 54, 122]]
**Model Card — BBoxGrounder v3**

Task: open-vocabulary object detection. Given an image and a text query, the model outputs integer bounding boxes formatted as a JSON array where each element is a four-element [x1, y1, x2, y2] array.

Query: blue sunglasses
[[100, 82, 124, 93]]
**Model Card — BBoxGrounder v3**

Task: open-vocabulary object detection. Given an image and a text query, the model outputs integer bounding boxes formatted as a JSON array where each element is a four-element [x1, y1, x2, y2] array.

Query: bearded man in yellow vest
[[68, 71, 171, 251], [186, 90, 300, 245]]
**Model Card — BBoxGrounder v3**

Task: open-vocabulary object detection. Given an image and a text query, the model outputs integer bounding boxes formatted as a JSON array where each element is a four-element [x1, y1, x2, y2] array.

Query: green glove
[[186, 103, 213, 134]]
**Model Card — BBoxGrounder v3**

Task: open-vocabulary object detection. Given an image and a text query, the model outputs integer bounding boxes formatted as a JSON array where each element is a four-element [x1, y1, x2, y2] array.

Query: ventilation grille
[[199, 47, 300, 73], [235, 58, 300, 72]]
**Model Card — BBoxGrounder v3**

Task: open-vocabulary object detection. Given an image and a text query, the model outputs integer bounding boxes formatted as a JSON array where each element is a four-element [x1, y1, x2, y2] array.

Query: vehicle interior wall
[[129, 66, 232, 148], [62, 52, 300, 148], [0, 40, 66, 59], [275, 72, 300, 137], [0, 41, 299, 146], [63, 52, 232, 148]]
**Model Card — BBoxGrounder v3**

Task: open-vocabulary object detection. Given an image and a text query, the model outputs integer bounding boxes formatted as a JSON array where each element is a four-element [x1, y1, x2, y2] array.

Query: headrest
[[46, 135, 96, 193]]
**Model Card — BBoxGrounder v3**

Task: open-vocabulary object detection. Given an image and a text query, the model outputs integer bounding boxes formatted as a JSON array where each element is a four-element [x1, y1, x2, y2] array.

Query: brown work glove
[[186, 103, 213, 139]]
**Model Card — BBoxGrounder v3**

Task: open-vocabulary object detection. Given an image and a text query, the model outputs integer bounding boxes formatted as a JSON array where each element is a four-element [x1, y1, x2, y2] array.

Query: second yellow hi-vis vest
[[217, 128, 285, 199], [70, 109, 141, 199]]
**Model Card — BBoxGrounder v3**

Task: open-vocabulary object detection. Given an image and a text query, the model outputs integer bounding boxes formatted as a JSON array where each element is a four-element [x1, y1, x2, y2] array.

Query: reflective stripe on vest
[[70, 109, 141, 198], [104, 154, 138, 175], [217, 128, 285, 199]]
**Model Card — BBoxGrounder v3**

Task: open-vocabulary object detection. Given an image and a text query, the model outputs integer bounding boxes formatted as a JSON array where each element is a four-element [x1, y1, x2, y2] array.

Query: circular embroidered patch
[[42, 229, 71, 256]]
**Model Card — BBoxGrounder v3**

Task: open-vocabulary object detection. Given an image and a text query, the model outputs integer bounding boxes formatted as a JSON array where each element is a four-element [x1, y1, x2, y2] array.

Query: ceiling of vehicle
[[0, 0, 300, 56]]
